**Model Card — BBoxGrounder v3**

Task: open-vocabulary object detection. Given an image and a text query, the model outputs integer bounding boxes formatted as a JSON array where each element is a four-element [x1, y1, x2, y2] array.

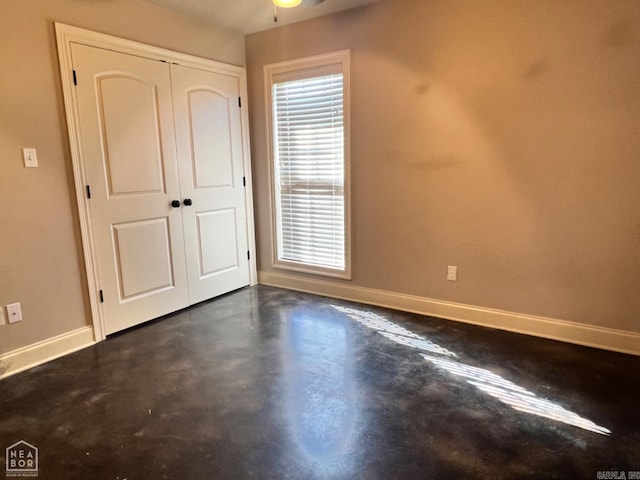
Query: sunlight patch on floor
[[331, 305, 611, 436]]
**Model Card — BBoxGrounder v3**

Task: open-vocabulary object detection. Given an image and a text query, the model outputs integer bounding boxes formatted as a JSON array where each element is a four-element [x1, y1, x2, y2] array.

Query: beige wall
[[246, 0, 640, 332], [0, 0, 244, 354]]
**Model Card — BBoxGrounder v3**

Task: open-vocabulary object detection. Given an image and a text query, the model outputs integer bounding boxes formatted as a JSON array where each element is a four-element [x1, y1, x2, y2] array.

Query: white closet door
[[170, 64, 250, 304], [72, 44, 189, 334]]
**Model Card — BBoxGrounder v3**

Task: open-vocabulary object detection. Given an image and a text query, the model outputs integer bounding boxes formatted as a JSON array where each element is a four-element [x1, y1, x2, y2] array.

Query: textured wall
[[0, 0, 245, 354], [246, 0, 640, 332]]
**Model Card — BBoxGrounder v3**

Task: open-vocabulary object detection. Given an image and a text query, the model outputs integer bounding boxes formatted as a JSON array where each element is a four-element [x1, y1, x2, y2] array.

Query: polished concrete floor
[[1, 286, 639, 479]]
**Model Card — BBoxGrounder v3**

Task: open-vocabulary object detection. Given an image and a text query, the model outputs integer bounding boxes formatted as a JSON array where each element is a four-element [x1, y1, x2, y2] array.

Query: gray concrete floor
[[1, 285, 639, 479]]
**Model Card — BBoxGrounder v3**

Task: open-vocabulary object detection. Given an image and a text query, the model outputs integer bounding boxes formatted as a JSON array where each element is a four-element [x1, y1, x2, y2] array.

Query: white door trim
[[55, 23, 258, 341]]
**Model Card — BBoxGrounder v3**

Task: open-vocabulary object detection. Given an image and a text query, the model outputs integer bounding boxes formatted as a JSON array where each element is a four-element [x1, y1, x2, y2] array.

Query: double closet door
[[72, 44, 250, 335]]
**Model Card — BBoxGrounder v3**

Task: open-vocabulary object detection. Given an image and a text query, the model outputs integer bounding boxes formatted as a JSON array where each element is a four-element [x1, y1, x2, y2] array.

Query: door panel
[[187, 89, 234, 188], [97, 75, 166, 195], [171, 64, 250, 304], [196, 208, 239, 276], [72, 44, 189, 334], [112, 218, 176, 299]]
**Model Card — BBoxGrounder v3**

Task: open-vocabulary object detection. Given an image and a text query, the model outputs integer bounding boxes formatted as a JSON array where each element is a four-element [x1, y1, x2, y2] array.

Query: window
[[265, 51, 351, 278]]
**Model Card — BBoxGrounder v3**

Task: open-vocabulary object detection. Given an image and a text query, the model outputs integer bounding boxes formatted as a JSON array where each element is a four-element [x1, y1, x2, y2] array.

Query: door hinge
[[247, 251, 251, 260], [238, 97, 242, 108], [99, 290, 104, 303], [242, 176, 246, 187], [73, 70, 77, 86], [86, 185, 91, 199]]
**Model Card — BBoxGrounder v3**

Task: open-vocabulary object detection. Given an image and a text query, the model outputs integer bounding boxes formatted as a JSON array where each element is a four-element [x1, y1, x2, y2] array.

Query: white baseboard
[[258, 271, 640, 356], [0, 326, 96, 379]]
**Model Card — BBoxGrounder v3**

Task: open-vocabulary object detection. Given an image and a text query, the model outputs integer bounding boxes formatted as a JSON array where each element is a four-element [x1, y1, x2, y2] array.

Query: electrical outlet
[[447, 266, 458, 282], [6, 303, 22, 323]]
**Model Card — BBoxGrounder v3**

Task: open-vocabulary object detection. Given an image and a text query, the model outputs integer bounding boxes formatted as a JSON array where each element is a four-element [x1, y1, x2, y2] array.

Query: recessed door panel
[[196, 209, 239, 277], [113, 218, 174, 299], [187, 89, 233, 188], [97, 75, 165, 196]]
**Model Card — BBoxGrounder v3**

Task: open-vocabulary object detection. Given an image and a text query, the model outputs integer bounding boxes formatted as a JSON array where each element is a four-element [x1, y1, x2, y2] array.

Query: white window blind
[[272, 72, 346, 271]]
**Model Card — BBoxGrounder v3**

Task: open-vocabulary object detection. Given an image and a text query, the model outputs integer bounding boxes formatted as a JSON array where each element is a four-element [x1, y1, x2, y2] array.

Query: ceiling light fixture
[[272, 0, 303, 24], [273, 0, 301, 7]]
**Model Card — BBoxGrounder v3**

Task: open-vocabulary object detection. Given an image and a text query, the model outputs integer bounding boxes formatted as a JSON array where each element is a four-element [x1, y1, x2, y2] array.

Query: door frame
[[55, 23, 258, 341]]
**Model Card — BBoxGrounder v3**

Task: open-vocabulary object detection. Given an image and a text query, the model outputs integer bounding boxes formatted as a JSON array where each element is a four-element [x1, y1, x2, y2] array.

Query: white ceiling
[[141, 0, 383, 34]]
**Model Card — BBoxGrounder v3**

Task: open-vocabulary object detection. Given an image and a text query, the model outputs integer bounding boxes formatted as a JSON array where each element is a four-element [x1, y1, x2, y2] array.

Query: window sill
[[273, 260, 352, 281]]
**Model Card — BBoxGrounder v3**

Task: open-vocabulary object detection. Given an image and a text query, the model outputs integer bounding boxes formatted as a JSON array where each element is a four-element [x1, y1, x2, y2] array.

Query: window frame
[[264, 50, 351, 279]]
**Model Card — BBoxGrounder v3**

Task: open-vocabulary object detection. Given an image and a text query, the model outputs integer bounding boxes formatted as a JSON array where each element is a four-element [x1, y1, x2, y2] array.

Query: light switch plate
[[6, 303, 22, 323], [22, 148, 38, 168]]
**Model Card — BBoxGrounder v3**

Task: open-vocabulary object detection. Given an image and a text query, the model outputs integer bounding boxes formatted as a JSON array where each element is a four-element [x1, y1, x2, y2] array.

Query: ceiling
[[141, 0, 383, 34]]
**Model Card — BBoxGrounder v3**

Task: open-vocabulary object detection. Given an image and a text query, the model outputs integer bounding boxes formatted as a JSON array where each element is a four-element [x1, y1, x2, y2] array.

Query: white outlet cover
[[447, 266, 458, 281], [6, 303, 22, 323]]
